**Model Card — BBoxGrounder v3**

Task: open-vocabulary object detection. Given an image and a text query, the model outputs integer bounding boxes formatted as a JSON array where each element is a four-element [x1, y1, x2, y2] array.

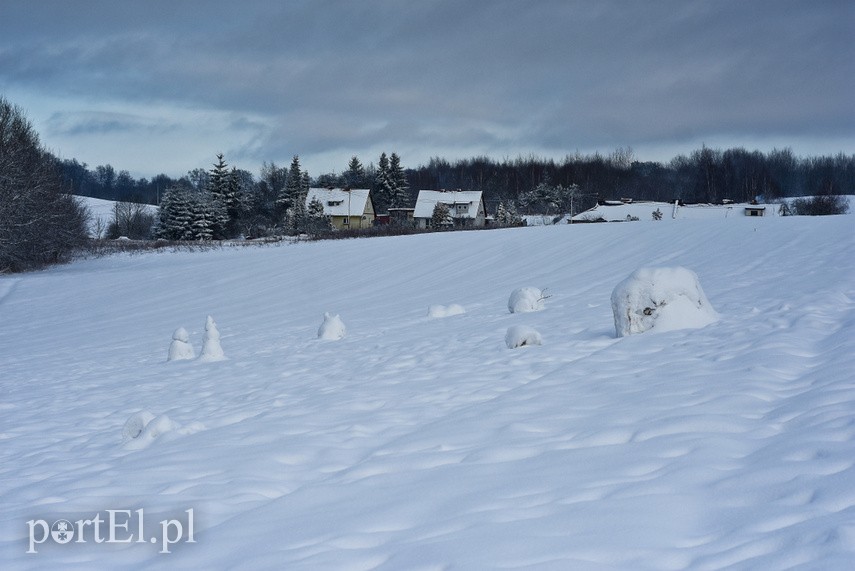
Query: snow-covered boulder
[[167, 327, 195, 361], [508, 287, 546, 313], [318, 312, 346, 340], [427, 304, 466, 318], [505, 325, 543, 349], [610, 267, 718, 337], [198, 315, 226, 361]]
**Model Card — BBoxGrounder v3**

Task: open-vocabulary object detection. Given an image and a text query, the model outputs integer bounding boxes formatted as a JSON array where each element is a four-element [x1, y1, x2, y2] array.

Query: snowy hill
[[569, 200, 778, 223], [1, 214, 854, 569], [75, 196, 158, 236]]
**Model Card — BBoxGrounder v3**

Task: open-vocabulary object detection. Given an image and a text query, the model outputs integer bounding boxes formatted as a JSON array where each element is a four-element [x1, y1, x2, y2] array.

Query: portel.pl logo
[[27, 508, 195, 554]]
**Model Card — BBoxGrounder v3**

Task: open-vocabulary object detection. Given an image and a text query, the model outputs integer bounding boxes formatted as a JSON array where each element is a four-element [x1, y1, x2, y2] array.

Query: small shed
[[744, 206, 766, 217]]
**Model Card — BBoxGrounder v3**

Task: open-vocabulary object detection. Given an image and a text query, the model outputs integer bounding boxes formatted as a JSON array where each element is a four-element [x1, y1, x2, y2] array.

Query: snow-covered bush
[[199, 315, 226, 361], [427, 304, 466, 318], [318, 312, 346, 340], [610, 267, 718, 337], [508, 287, 547, 313], [505, 325, 543, 349], [167, 327, 195, 361]]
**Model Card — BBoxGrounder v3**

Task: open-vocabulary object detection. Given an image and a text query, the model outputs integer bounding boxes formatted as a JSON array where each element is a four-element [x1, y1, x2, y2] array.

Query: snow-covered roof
[[306, 188, 371, 217], [414, 190, 483, 219]]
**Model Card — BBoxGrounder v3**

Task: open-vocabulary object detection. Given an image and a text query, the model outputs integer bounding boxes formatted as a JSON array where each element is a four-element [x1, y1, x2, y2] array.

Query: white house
[[413, 190, 486, 229], [305, 188, 375, 230]]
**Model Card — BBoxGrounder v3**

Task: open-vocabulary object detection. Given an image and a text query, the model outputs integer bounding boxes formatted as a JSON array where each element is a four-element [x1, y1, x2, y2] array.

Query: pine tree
[[431, 202, 452, 229], [206, 153, 231, 238], [189, 191, 215, 240], [374, 152, 393, 213], [286, 155, 303, 204], [156, 185, 194, 240], [388, 153, 409, 208], [306, 197, 331, 235], [345, 156, 365, 188]]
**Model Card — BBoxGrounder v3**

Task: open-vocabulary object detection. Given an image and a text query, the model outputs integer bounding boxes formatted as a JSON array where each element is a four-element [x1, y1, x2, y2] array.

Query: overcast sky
[[2, 0, 853, 179]]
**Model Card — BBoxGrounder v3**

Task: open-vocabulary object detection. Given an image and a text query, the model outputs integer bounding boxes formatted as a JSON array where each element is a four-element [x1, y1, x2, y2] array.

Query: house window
[[456, 203, 469, 213], [342, 217, 349, 225]]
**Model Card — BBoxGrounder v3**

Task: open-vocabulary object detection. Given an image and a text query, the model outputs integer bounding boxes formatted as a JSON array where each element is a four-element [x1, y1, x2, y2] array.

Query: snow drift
[[427, 304, 466, 318], [610, 266, 718, 336]]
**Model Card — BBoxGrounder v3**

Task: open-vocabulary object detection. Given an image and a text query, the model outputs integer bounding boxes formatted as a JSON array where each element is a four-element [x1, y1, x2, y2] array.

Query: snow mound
[[318, 312, 346, 340], [121, 410, 156, 442], [505, 325, 543, 349], [122, 413, 178, 450], [167, 327, 195, 361], [610, 266, 718, 337], [508, 287, 546, 313], [199, 315, 226, 361], [427, 304, 466, 318]]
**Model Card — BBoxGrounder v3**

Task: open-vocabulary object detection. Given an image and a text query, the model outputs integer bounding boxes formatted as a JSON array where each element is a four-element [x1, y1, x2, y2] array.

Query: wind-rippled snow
[[1, 215, 853, 569]]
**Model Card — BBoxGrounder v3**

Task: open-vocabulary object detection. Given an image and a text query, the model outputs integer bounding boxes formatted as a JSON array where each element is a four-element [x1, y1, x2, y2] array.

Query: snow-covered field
[[570, 201, 783, 223], [1, 213, 853, 569]]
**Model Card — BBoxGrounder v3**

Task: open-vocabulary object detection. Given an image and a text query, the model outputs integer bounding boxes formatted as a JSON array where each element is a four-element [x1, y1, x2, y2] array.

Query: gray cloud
[[1, 0, 852, 176]]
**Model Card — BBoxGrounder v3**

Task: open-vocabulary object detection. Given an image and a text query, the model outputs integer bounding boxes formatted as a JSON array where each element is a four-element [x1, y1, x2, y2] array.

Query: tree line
[[59, 145, 855, 223], [3, 93, 853, 271]]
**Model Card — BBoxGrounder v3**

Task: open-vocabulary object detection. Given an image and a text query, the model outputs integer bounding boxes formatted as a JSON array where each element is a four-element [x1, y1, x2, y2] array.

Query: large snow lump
[[167, 327, 195, 361], [505, 325, 543, 349], [611, 267, 718, 337], [199, 315, 226, 361], [318, 312, 346, 340], [508, 287, 545, 314]]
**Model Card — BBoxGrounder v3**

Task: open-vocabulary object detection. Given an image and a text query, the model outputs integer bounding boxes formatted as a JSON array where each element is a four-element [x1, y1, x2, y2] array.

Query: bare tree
[[1, 97, 89, 272], [108, 201, 156, 239]]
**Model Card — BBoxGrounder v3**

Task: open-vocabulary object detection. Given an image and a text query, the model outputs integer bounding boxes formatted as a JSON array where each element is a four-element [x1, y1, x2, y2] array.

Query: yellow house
[[306, 188, 375, 230]]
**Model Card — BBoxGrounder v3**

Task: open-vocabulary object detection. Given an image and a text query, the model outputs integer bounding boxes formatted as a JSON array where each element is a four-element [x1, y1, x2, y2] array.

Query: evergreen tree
[[344, 156, 365, 188], [306, 197, 332, 235], [431, 202, 452, 229], [286, 155, 303, 203], [206, 153, 231, 238], [388, 152, 410, 208], [157, 185, 192, 240], [496, 201, 522, 226], [226, 167, 242, 235], [374, 152, 393, 213]]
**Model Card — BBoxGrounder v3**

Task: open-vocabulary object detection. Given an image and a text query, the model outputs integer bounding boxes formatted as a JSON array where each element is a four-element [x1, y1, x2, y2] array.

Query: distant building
[[305, 188, 374, 230], [413, 190, 486, 229], [744, 206, 766, 217]]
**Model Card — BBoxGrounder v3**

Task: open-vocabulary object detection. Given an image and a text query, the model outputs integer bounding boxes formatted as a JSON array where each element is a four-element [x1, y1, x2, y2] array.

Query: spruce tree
[[345, 156, 365, 188], [285, 155, 303, 205], [388, 153, 410, 208], [374, 152, 393, 214], [306, 197, 331, 235], [206, 153, 231, 238], [431, 202, 452, 229]]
